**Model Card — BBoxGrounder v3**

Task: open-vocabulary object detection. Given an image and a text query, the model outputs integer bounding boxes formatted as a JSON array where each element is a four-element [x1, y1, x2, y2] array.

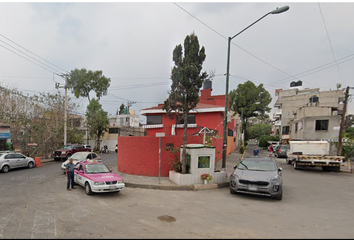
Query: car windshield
[[63, 145, 73, 150], [238, 159, 277, 171], [85, 164, 110, 174], [71, 153, 88, 161]]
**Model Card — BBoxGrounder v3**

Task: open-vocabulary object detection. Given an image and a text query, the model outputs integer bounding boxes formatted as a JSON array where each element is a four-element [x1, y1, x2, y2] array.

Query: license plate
[[109, 186, 116, 190], [248, 185, 258, 191]]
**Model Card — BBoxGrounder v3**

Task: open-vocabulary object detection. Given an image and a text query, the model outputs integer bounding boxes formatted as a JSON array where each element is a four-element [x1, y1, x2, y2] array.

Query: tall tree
[[248, 123, 272, 140], [163, 33, 208, 174], [68, 68, 111, 102], [85, 98, 109, 151], [119, 103, 125, 115], [229, 81, 272, 141], [345, 114, 354, 131]]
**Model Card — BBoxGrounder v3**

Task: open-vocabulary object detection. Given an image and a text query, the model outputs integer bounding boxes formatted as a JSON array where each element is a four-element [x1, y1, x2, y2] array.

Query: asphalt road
[[0, 150, 353, 239]]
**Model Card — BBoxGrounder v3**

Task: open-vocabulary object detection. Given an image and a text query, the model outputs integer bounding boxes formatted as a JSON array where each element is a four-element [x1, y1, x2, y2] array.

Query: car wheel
[[54, 158, 60, 161], [274, 191, 283, 201], [2, 165, 10, 173], [230, 188, 236, 194], [28, 162, 34, 169], [286, 158, 292, 165], [85, 182, 93, 195], [294, 161, 301, 170]]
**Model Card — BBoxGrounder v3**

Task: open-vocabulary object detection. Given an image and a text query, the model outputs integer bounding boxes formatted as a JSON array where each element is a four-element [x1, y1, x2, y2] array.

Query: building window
[[282, 126, 290, 135], [315, 120, 329, 131], [176, 114, 196, 124], [228, 128, 233, 137], [147, 115, 162, 125], [109, 128, 120, 134], [198, 156, 210, 168], [309, 95, 319, 103], [295, 123, 298, 133]]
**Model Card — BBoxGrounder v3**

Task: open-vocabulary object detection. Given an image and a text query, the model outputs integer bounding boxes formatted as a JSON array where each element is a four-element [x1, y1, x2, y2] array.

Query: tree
[[163, 33, 208, 174], [345, 114, 354, 131], [68, 68, 111, 102], [119, 103, 125, 115], [85, 98, 109, 151], [248, 123, 272, 140], [229, 81, 272, 141]]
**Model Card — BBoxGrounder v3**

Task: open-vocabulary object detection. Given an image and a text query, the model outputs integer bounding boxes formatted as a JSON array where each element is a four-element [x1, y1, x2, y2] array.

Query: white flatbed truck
[[286, 141, 344, 171]]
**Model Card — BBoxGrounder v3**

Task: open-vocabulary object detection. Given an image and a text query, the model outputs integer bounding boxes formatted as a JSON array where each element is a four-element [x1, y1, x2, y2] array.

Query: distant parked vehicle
[[0, 152, 36, 173], [83, 145, 92, 149], [229, 157, 283, 200], [275, 145, 290, 158], [53, 144, 92, 161]]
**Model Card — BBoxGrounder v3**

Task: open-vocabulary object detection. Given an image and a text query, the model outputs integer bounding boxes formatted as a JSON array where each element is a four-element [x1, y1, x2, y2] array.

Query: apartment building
[[273, 81, 345, 143]]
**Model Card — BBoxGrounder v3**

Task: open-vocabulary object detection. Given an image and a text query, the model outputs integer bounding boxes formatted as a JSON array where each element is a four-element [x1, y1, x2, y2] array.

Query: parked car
[[0, 152, 36, 173], [229, 157, 283, 200], [275, 145, 290, 158], [74, 160, 124, 195], [53, 144, 92, 161], [115, 144, 118, 153], [60, 152, 101, 173]]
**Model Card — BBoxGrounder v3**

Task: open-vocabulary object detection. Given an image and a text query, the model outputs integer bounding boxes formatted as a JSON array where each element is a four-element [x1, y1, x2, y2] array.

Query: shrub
[[239, 145, 245, 154], [244, 141, 248, 146]]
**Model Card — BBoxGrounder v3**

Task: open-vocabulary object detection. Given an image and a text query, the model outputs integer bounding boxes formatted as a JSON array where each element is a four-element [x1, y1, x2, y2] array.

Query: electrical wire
[[0, 33, 68, 74], [318, 3, 343, 82], [173, 2, 297, 81]]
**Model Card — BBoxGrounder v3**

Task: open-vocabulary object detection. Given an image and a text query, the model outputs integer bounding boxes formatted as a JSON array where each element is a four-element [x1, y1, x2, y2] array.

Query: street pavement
[[0, 149, 353, 238]]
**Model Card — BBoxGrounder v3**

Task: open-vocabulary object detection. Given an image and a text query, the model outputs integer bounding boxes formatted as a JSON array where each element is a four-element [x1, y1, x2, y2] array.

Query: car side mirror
[[278, 167, 283, 172], [233, 165, 237, 170], [73, 148, 77, 150]]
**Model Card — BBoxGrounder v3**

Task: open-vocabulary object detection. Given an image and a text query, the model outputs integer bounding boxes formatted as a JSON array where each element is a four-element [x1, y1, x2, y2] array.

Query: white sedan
[[60, 152, 101, 173]]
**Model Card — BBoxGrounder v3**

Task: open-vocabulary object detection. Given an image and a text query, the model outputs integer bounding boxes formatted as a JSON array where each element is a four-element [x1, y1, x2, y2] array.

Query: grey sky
[[0, 2, 353, 124]]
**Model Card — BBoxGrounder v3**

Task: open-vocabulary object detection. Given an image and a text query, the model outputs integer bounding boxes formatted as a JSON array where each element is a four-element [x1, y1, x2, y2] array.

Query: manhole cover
[[157, 215, 176, 222]]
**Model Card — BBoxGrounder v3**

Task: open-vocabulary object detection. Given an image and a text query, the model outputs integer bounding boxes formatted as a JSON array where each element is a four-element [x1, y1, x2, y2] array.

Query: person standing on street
[[66, 158, 76, 191], [253, 147, 259, 157]]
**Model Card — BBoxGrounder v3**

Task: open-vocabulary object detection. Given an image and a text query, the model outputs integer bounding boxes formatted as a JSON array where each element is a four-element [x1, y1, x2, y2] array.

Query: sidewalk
[[113, 150, 244, 191]]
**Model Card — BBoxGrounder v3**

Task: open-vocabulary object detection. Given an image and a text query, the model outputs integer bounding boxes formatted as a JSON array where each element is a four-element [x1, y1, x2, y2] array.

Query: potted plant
[[201, 173, 213, 184]]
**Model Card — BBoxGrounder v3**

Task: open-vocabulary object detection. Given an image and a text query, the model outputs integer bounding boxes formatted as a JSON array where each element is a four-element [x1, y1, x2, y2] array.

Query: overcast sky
[[0, 2, 353, 123]]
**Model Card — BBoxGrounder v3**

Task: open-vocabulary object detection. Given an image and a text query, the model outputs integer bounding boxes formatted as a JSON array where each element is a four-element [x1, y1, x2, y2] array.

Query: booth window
[[198, 156, 210, 168]]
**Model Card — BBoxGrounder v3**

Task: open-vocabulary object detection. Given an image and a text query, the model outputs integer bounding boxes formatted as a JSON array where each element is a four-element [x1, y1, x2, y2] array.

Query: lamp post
[[221, 6, 289, 169]]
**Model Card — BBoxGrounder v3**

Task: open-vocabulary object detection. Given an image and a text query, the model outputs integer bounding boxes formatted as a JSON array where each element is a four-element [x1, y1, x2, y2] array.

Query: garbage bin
[[35, 157, 41, 167]]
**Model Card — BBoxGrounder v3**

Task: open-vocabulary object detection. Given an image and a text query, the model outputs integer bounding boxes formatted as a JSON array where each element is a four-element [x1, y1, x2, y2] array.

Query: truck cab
[[53, 144, 92, 161]]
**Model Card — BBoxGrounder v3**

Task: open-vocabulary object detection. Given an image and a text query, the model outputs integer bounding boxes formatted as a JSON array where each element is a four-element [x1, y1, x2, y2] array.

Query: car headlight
[[118, 180, 124, 183], [232, 173, 241, 178], [267, 176, 279, 181], [94, 182, 105, 185], [62, 151, 66, 154]]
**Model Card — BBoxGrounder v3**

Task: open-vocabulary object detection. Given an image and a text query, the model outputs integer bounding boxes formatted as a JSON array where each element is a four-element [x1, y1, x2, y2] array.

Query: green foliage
[[342, 141, 354, 160], [258, 135, 280, 148], [244, 141, 248, 146], [67, 128, 84, 144], [344, 127, 354, 139], [5, 142, 13, 151], [68, 68, 111, 102], [239, 145, 245, 154], [168, 147, 190, 173], [119, 103, 125, 115], [229, 81, 272, 141], [163, 33, 208, 174], [85, 98, 109, 151], [345, 114, 354, 131], [248, 123, 272, 140]]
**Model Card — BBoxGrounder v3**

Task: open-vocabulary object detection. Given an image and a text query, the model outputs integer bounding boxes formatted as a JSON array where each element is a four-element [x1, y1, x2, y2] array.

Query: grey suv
[[230, 157, 283, 200], [0, 152, 36, 173]]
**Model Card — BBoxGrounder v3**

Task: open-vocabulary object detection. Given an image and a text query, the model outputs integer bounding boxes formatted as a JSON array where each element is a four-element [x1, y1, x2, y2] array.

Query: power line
[[317, 3, 343, 82], [0, 33, 68, 74], [0, 43, 62, 76], [173, 2, 297, 81]]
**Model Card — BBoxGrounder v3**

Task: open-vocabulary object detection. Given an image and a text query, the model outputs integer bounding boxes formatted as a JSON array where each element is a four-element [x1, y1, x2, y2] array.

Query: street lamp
[[221, 5, 289, 169]]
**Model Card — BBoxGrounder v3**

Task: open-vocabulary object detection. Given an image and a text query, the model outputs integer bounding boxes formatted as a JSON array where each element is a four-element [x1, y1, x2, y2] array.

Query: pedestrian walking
[[66, 157, 76, 191], [253, 147, 259, 157], [269, 145, 273, 157]]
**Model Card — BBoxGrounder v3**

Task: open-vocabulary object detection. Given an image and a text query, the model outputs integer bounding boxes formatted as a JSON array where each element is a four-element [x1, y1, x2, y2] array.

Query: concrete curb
[[124, 181, 230, 191]]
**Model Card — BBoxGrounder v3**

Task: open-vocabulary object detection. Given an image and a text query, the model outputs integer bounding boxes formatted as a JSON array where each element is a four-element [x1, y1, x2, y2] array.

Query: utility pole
[[338, 86, 352, 155], [55, 73, 69, 146]]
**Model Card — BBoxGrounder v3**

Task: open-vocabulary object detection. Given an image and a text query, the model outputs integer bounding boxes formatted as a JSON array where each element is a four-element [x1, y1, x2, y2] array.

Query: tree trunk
[[181, 112, 188, 174]]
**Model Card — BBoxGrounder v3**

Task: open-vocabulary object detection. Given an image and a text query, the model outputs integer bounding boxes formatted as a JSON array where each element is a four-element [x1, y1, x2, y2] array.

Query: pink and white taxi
[[74, 160, 125, 195]]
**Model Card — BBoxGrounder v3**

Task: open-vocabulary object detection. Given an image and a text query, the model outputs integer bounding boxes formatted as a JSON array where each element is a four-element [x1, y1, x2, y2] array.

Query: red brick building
[[117, 82, 237, 177]]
